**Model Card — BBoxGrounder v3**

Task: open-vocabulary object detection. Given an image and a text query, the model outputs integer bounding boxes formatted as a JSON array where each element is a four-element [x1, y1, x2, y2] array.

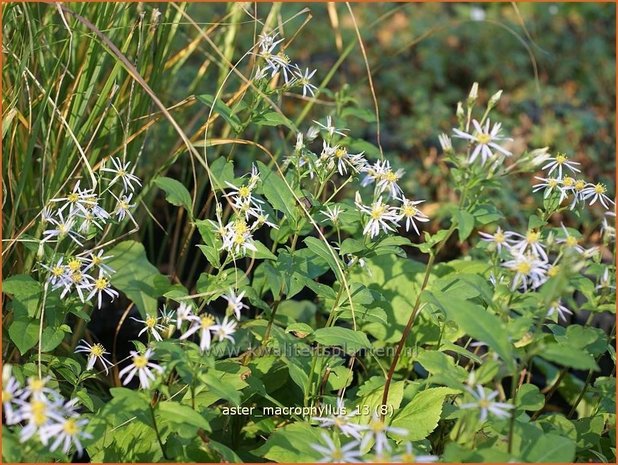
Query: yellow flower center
[[92, 255, 102, 266], [234, 221, 249, 235], [2, 390, 12, 403], [70, 272, 83, 283], [335, 147, 347, 159], [565, 236, 578, 247], [94, 277, 109, 290], [555, 153, 567, 164], [562, 176, 574, 187], [548, 265, 560, 277], [31, 400, 47, 426], [91, 343, 105, 357], [369, 419, 385, 433], [29, 378, 45, 391], [133, 355, 148, 368], [401, 453, 416, 463], [526, 231, 540, 243], [477, 133, 491, 145], [548, 179, 559, 188], [145, 316, 157, 328], [63, 418, 78, 436], [370, 205, 386, 220], [574, 180, 586, 191], [384, 171, 398, 183], [402, 205, 418, 217], [494, 231, 505, 243], [67, 192, 80, 203], [516, 262, 532, 274], [51, 266, 65, 277], [276, 51, 290, 64], [68, 259, 81, 272], [238, 186, 251, 198], [594, 183, 606, 194], [201, 315, 215, 329], [479, 398, 491, 409], [331, 449, 343, 460]]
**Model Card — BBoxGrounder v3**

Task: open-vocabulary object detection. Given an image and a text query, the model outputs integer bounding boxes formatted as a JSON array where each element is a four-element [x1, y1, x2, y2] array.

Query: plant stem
[[150, 403, 169, 460], [380, 223, 457, 418]]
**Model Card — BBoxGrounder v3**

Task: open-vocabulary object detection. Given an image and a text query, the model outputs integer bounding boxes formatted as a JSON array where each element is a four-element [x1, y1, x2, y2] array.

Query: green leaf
[[107, 241, 171, 318], [523, 433, 575, 462], [208, 157, 236, 191], [257, 161, 298, 225], [3, 274, 41, 318], [341, 107, 377, 123], [197, 94, 242, 131], [304, 237, 341, 279], [313, 327, 371, 354], [154, 177, 192, 214], [516, 384, 545, 411], [454, 209, 475, 242], [201, 372, 241, 406], [8, 315, 39, 355], [391, 387, 459, 441], [541, 343, 599, 370], [255, 111, 296, 130], [252, 422, 323, 462], [158, 401, 211, 431], [423, 289, 515, 370]]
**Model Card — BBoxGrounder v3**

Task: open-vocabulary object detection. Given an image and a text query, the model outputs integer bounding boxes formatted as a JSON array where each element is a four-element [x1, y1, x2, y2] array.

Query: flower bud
[[467, 82, 479, 105], [488, 89, 503, 109]]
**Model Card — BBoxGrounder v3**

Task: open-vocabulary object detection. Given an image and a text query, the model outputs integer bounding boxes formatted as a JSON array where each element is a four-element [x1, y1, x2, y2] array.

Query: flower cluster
[[2, 368, 92, 456], [533, 152, 614, 210], [310, 399, 437, 463], [39, 157, 141, 309], [255, 33, 318, 97]]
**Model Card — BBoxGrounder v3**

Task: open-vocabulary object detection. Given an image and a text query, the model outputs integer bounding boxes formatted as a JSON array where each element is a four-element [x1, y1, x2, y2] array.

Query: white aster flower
[[452, 119, 512, 165], [221, 219, 258, 256], [18, 397, 64, 444], [101, 156, 142, 192], [478, 227, 516, 253], [311, 432, 362, 463], [2, 374, 24, 425], [42, 416, 92, 456], [75, 339, 113, 374], [118, 348, 164, 389], [392, 442, 439, 463], [211, 316, 237, 343], [556, 224, 585, 254], [311, 398, 364, 440], [180, 313, 217, 352], [86, 271, 119, 308], [360, 413, 408, 455], [43, 211, 83, 246], [60, 270, 95, 302], [80, 249, 115, 276], [50, 182, 97, 217], [175, 302, 195, 329], [356, 193, 400, 239], [546, 300, 573, 322], [510, 229, 548, 261], [222, 289, 248, 319], [314, 116, 348, 139], [460, 385, 514, 422], [131, 314, 165, 342], [502, 252, 548, 291], [112, 193, 136, 222], [41, 258, 68, 286], [542, 152, 581, 178], [323, 205, 343, 224], [295, 67, 318, 97], [398, 198, 429, 235], [581, 182, 614, 210], [595, 267, 616, 291], [532, 176, 562, 199]]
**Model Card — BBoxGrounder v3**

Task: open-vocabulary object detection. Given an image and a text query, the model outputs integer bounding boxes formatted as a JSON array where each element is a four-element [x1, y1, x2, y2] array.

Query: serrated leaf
[[391, 387, 459, 440]]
